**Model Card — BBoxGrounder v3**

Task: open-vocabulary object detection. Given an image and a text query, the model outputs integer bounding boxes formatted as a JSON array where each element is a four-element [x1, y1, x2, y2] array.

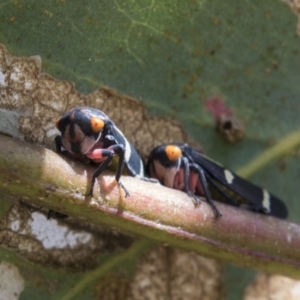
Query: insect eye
[[55, 117, 61, 129], [90, 117, 105, 132], [165, 145, 182, 161]]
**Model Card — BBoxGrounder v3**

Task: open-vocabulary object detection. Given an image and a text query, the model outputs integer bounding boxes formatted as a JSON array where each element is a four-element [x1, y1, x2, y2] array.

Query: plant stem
[[237, 129, 300, 178], [1, 134, 300, 279]]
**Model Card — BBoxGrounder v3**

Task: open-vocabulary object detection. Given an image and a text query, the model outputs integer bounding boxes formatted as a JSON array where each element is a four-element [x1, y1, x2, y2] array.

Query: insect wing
[[182, 146, 287, 219], [109, 125, 144, 177]]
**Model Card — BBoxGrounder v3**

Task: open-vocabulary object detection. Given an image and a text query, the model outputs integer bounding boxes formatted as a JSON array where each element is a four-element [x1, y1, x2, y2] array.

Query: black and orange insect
[[147, 143, 288, 219], [55, 107, 147, 197]]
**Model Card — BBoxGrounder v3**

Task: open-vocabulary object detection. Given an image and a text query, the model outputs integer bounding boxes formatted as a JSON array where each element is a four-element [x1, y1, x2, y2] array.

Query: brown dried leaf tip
[[283, 0, 300, 36], [204, 96, 245, 143]]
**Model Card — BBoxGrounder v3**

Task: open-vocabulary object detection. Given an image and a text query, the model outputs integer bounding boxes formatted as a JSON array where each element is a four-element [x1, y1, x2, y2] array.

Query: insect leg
[[182, 157, 201, 206], [107, 144, 130, 197], [87, 149, 115, 197], [55, 135, 63, 153], [189, 163, 222, 218], [103, 134, 118, 146]]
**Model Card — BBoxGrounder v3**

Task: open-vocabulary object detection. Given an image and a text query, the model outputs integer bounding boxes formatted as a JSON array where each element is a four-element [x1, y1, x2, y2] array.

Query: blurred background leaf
[[1, 0, 299, 299]]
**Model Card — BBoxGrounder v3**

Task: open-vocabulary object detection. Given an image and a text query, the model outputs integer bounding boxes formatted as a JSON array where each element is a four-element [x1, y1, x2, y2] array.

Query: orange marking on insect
[[165, 145, 182, 161], [90, 117, 105, 132]]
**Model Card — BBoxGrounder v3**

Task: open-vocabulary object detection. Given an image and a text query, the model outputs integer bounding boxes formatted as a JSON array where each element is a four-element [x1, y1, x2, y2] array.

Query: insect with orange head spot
[[147, 143, 288, 219], [55, 107, 148, 197]]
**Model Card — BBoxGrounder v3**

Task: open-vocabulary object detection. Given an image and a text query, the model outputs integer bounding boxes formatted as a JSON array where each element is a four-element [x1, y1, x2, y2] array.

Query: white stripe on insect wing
[[262, 189, 271, 213], [114, 126, 132, 162], [224, 169, 234, 184], [139, 161, 144, 177], [123, 136, 132, 163], [111, 125, 145, 176]]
